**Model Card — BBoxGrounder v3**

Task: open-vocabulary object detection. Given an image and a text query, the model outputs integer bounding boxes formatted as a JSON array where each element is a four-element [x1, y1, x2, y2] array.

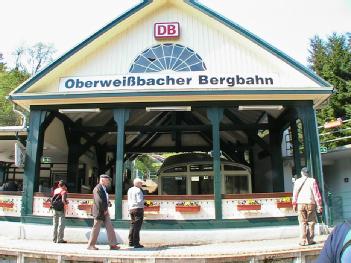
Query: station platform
[[0, 235, 327, 263]]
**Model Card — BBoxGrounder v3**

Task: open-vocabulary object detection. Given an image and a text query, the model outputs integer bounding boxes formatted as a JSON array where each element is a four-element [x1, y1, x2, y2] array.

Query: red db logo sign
[[154, 22, 180, 39]]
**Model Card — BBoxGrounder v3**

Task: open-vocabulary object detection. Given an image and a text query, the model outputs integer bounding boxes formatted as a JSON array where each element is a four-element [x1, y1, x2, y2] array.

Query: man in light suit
[[87, 174, 119, 250], [128, 178, 145, 248]]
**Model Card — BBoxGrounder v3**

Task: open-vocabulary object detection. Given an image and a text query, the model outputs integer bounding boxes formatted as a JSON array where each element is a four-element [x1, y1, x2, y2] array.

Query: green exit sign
[[320, 146, 328, 153]]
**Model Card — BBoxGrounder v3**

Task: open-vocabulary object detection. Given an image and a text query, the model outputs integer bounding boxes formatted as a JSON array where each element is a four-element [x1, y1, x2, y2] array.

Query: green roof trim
[[10, 88, 332, 102], [12, 0, 153, 94], [12, 0, 331, 97], [186, 0, 331, 87]]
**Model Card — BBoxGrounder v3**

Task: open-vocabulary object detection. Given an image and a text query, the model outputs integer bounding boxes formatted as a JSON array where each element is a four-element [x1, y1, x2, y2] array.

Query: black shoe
[[57, 240, 67, 243], [134, 244, 144, 248], [129, 244, 134, 247]]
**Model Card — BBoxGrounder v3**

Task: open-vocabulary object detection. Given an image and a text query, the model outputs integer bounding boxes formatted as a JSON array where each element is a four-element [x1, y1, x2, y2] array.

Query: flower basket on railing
[[0, 201, 14, 209], [276, 197, 293, 209], [144, 200, 160, 213], [144, 206, 161, 212], [78, 202, 92, 212], [276, 202, 293, 209], [43, 200, 51, 209], [176, 205, 201, 213], [175, 201, 201, 213], [237, 204, 261, 211], [237, 199, 261, 211]]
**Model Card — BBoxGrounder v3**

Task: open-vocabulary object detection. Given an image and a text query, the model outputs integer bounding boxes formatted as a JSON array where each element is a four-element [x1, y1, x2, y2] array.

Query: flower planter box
[[78, 204, 92, 211], [0, 202, 14, 208], [144, 206, 160, 212], [237, 204, 261, 211], [276, 202, 293, 209], [43, 202, 51, 209], [175, 205, 201, 213]]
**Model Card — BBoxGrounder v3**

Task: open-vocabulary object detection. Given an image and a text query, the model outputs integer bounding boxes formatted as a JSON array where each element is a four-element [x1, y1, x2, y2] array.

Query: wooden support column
[[297, 103, 329, 224], [21, 110, 47, 216], [0, 165, 4, 185], [296, 105, 313, 174], [207, 108, 223, 220], [248, 145, 256, 192], [290, 119, 301, 175], [34, 113, 55, 191], [113, 109, 129, 220]]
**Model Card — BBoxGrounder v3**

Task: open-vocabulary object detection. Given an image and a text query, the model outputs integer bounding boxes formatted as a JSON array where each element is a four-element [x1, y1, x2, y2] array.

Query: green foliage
[[308, 33, 351, 148], [0, 43, 55, 126], [134, 154, 161, 177], [0, 66, 29, 125]]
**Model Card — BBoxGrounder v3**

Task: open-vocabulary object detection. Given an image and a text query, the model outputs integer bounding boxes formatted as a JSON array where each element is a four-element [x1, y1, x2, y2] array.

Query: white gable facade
[[10, 0, 331, 108]]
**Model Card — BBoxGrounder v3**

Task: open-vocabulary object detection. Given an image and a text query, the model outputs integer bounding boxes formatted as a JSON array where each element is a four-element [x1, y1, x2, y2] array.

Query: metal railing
[[283, 118, 351, 156], [328, 191, 351, 226]]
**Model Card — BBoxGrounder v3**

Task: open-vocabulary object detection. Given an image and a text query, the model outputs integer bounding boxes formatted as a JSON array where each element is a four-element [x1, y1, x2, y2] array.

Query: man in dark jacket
[[317, 219, 351, 263], [87, 174, 119, 250]]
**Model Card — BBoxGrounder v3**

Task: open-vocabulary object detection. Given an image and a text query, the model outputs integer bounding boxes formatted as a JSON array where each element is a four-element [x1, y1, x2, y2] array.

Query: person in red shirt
[[52, 180, 68, 243]]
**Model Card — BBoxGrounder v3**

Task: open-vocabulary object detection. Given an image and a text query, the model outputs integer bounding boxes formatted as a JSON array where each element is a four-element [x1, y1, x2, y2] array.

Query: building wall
[[323, 156, 351, 223]]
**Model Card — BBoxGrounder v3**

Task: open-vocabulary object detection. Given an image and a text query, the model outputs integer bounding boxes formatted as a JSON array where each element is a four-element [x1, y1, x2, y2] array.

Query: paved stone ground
[[0, 235, 328, 261]]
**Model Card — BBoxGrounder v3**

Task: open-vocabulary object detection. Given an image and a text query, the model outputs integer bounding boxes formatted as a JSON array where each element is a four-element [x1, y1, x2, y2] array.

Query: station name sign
[[59, 73, 277, 92]]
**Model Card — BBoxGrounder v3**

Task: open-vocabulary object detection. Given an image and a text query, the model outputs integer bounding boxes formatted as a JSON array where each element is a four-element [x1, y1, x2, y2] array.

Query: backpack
[[51, 193, 64, 211], [340, 220, 351, 262]]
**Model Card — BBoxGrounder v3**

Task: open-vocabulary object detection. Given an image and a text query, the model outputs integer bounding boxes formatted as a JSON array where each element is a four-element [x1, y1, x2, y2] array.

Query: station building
[[0, 0, 333, 241]]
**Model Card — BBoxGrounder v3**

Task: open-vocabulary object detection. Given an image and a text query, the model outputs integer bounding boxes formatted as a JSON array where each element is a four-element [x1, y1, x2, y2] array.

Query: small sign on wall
[[154, 22, 180, 40]]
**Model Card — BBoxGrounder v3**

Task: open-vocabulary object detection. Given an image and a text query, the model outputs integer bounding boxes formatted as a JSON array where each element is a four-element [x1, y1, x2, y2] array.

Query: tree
[[0, 66, 29, 125], [308, 33, 351, 148], [12, 42, 56, 75], [0, 53, 5, 72], [0, 43, 56, 126]]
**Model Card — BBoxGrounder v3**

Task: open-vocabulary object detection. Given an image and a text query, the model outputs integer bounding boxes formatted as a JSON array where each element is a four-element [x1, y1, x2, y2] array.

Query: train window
[[161, 176, 186, 195], [163, 166, 187, 173], [225, 175, 249, 194], [191, 175, 214, 194], [223, 165, 245, 171]]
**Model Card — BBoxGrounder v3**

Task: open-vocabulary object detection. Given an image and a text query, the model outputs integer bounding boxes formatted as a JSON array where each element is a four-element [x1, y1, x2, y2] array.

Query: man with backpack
[[292, 167, 323, 246], [52, 180, 68, 243], [317, 219, 351, 262]]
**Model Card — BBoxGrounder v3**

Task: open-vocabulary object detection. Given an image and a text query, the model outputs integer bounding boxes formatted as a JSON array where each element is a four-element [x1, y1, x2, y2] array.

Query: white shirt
[[127, 186, 144, 210], [102, 185, 109, 205], [292, 175, 322, 207]]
